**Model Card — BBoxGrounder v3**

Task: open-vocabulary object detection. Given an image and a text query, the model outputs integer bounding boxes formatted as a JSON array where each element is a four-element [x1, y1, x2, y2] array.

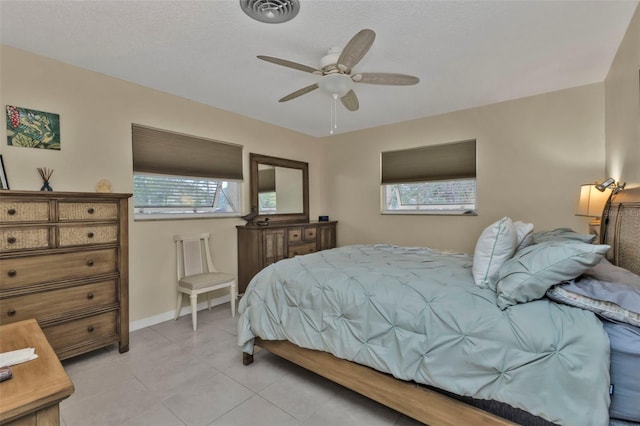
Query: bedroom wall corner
[[322, 84, 606, 254], [0, 45, 325, 324], [605, 3, 640, 187]]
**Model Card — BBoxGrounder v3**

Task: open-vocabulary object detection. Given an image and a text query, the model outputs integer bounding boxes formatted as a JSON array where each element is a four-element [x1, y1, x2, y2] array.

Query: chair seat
[[174, 233, 236, 330], [179, 272, 235, 290]]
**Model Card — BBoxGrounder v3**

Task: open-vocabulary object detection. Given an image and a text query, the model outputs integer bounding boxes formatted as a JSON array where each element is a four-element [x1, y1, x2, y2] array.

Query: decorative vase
[[37, 168, 54, 191], [40, 180, 53, 191]]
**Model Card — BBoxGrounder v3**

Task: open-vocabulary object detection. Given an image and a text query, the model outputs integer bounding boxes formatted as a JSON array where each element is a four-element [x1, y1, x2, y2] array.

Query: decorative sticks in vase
[[37, 167, 54, 191]]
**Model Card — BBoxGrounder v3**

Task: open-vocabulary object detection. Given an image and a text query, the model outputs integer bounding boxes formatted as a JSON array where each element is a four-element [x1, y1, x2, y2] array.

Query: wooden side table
[[0, 319, 74, 425]]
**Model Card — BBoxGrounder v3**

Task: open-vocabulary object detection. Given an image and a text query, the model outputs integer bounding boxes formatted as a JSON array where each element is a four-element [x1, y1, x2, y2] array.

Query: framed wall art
[[6, 105, 61, 150], [0, 155, 8, 189]]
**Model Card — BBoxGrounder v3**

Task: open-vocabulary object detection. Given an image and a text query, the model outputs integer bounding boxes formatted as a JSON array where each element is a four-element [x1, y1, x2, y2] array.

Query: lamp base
[[588, 218, 601, 242]]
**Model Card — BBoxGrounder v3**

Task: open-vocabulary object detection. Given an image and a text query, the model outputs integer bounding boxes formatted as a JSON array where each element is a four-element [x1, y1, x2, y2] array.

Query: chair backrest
[[174, 233, 217, 279]]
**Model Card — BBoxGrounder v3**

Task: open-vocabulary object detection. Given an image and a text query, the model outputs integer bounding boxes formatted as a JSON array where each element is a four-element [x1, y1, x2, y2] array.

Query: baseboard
[[129, 294, 232, 331]]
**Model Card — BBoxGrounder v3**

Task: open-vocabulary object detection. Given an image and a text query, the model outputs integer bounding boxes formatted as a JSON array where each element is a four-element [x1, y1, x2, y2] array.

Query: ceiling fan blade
[[353, 73, 420, 86], [337, 29, 375, 72], [279, 83, 319, 102], [340, 90, 359, 111], [257, 55, 322, 74]]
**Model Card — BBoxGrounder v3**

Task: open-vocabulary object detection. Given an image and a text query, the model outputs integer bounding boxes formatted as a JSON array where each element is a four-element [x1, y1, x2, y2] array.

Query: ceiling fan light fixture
[[320, 47, 342, 69], [240, 0, 299, 24], [318, 74, 354, 97]]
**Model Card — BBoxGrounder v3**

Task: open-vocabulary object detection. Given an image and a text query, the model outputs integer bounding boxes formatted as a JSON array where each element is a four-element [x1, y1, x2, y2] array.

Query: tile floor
[[60, 303, 423, 426]]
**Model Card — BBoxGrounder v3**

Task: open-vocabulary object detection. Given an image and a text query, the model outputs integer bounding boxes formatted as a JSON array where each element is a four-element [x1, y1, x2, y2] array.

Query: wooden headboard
[[600, 186, 640, 275]]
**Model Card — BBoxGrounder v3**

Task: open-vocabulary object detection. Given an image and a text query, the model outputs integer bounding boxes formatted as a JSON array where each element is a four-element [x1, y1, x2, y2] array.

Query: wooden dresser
[[0, 190, 131, 360], [237, 221, 337, 293]]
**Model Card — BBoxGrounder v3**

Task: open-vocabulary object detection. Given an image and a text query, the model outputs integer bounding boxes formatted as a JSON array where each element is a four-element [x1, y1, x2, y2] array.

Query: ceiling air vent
[[240, 0, 300, 24]]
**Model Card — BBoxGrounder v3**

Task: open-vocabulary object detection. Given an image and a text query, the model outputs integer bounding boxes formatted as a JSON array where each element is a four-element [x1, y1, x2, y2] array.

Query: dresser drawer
[[58, 202, 118, 221], [288, 227, 316, 244], [303, 227, 317, 240], [0, 201, 50, 223], [288, 242, 316, 258], [0, 227, 51, 252], [0, 248, 117, 290], [43, 311, 118, 353], [288, 228, 303, 243], [59, 224, 118, 247], [0, 280, 117, 324]]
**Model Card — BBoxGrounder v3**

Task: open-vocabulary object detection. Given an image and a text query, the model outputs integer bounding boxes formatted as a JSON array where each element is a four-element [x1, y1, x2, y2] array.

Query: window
[[381, 140, 477, 215], [258, 192, 277, 213], [133, 173, 240, 216], [132, 124, 243, 219], [257, 165, 276, 213]]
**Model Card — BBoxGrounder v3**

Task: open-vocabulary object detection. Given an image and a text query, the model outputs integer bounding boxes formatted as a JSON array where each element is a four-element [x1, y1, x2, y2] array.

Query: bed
[[238, 186, 640, 426]]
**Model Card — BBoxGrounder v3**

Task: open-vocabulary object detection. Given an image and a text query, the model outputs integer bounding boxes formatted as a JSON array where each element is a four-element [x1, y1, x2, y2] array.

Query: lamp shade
[[576, 184, 609, 217]]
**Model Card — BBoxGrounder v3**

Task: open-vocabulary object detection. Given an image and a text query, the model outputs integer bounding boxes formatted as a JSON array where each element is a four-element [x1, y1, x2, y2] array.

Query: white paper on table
[[0, 348, 38, 367]]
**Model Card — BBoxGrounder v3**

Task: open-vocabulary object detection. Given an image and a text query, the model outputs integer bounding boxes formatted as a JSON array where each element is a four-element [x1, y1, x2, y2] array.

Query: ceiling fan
[[257, 29, 419, 112]]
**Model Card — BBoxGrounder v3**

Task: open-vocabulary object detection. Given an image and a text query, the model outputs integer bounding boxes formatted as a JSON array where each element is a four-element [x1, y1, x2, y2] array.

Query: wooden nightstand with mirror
[[237, 154, 337, 293]]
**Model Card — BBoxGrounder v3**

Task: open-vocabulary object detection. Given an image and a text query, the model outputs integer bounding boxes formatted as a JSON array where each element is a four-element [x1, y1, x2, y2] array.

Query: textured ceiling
[[0, 0, 637, 138]]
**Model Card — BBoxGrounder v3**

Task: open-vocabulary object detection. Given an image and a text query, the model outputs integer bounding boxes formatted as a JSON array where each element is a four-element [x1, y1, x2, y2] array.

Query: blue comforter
[[238, 245, 610, 425]]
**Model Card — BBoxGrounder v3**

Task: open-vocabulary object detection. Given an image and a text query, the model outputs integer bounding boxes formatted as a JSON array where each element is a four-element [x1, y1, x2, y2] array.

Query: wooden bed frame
[[242, 186, 640, 426]]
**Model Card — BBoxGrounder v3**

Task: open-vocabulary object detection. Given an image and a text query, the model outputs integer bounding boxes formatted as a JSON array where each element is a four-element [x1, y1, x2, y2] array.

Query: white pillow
[[472, 217, 518, 289], [513, 221, 534, 251]]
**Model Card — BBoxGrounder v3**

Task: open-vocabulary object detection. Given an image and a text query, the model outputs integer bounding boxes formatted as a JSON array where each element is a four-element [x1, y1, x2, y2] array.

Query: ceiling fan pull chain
[[330, 94, 338, 135], [333, 94, 340, 134], [329, 97, 334, 135]]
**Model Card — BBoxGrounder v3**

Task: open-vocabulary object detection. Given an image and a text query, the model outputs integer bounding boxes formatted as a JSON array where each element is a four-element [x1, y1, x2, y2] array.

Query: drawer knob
[[7, 309, 16, 317], [7, 270, 17, 277], [87, 232, 95, 238], [86, 260, 94, 267], [87, 207, 95, 214], [7, 208, 16, 215], [87, 293, 94, 300], [87, 325, 95, 332], [7, 236, 16, 244]]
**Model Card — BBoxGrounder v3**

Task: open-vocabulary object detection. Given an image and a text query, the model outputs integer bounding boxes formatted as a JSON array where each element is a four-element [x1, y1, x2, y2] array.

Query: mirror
[[250, 153, 309, 223]]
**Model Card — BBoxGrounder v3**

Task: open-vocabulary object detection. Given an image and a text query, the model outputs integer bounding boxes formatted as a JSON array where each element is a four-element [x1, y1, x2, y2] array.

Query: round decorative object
[[96, 179, 112, 193], [240, 0, 299, 24]]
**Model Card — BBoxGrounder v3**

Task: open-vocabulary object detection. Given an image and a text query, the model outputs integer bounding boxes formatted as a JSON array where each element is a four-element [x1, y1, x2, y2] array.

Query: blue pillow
[[532, 228, 596, 244], [495, 241, 609, 310], [472, 217, 517, 289]]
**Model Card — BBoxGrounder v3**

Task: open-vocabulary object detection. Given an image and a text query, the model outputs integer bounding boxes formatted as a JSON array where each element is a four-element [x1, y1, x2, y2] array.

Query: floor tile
[[61, 377, 158, 426], [121, 402, 186, 426], [62, 346, 114, 376], [222, 351, 295, 393], [259, 366, 342, 421], [302, 388, 402, 426], [210, 395, 300, 426], [57, 303, 419, 426], [133, 349, 217, 396], [161, 370, 253, 426], [63, 353, 136, 400]]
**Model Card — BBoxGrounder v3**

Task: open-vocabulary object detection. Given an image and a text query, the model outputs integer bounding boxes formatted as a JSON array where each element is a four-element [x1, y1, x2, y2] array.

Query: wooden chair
[[174, 233, 236, 331]]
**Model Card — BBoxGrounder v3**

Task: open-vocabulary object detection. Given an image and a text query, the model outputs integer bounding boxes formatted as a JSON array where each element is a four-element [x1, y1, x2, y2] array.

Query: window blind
[[132, 124, 243, 180], [381, 139, 476, 184], [258, 168, 276, 193]]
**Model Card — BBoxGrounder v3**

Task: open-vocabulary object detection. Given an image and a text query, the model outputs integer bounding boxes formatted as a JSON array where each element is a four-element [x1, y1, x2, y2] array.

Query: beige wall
[[0, 45, 326, 323], [0, 44, 613, 325], [323, 84, 606, 254], [605, 4, 640, 186]]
